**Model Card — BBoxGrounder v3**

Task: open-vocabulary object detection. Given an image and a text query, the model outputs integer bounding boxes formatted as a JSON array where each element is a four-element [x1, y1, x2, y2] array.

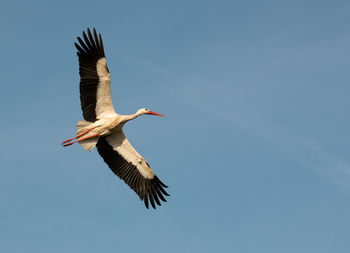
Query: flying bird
[[62, 28, 169, 209]]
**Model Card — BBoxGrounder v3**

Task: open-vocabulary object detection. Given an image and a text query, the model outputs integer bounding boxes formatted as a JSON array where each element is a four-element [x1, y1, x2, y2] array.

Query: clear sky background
[[1, 0, 350, 252]]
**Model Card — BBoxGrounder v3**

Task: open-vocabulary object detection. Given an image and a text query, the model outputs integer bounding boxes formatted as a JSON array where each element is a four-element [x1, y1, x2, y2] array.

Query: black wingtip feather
[[144, 195, 149, 209], [99, 33, 105, 57], [151, 185, 161, 206]]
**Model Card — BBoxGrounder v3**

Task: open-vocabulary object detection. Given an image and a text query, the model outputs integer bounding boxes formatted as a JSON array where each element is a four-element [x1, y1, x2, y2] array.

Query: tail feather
[[79, 137, 99, 152], [77, 120, 93, 134], [76, 121, 99, 152]]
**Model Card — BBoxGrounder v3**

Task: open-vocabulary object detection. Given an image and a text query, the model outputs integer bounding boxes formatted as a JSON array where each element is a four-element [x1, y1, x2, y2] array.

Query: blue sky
[[1, 0, 350, 252]]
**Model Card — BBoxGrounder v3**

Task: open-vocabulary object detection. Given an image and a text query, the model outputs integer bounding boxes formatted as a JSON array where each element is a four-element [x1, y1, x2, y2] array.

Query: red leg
[[62, 134, 100, 147], [61, 127, 96, 144]]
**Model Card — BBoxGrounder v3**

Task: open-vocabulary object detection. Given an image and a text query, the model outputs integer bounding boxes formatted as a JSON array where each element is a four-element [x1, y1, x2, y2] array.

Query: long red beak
[[147, 111, 165, 116]]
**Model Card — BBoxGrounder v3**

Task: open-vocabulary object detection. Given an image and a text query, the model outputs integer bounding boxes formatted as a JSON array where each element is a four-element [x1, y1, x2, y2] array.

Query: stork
[[62, 28, 169, 209]]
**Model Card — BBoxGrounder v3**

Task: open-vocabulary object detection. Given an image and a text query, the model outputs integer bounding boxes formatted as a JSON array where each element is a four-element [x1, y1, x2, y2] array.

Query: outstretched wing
[[96, 131, 169, 209], [75, 28, 117, 122]]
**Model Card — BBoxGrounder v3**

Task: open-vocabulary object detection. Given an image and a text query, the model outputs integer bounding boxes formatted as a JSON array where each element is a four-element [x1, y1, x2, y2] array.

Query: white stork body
[[62, 28, 169, 209]]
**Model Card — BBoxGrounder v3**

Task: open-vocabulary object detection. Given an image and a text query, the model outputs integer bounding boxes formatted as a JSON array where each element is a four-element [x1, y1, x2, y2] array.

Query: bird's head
[[137, 108, 165, 116]]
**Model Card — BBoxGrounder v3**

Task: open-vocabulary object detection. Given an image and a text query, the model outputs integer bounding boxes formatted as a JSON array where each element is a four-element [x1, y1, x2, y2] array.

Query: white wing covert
[[75, 28, 117, 121], [96, 131, 169, 209]]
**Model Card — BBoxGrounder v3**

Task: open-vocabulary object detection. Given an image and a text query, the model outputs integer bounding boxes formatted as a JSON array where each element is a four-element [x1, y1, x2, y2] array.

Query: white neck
[[121, 111, 144, 123]]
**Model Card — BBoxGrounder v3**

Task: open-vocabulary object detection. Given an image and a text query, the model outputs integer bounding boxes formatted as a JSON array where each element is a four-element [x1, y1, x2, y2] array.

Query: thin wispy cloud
[[130, 55, 350, 186], [122, 53, 181, 82], [179, 82, 350, 187]]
